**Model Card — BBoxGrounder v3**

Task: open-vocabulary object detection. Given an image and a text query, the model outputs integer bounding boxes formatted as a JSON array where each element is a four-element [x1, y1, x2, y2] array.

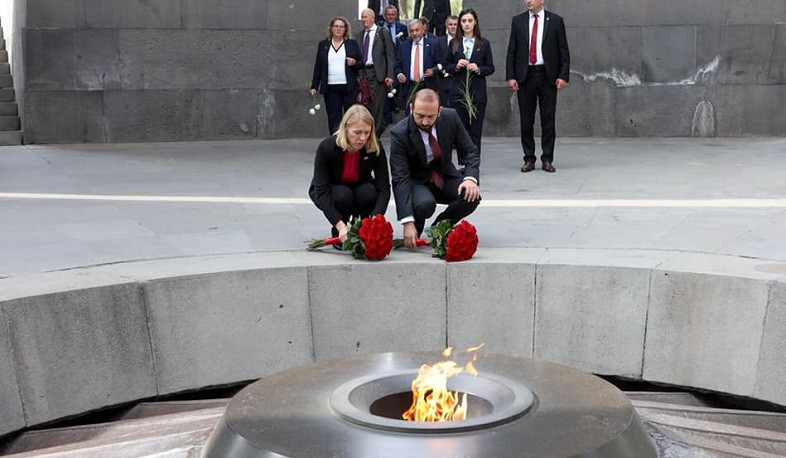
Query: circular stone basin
[[329, 371, 535, 433], [203, 352, 657, 458]]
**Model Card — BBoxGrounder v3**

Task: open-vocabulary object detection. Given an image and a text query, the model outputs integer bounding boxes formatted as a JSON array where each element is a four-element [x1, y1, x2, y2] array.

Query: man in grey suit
[[358, 8, 396, 137], [414, 0, 451, 36], [389, 89, 480, 249]]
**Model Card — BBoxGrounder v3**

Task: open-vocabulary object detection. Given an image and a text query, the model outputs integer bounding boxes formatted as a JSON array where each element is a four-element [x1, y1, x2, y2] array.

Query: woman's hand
[[309, 88, 317, 96], [346, 57, 356, 66], [467, 63, 479, 73], [335, 221, 349, 242], [456, 59, 469, 69]]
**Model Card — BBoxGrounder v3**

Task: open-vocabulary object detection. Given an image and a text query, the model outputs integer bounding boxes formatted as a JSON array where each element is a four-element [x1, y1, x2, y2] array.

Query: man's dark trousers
[[411, 177, 479, 235], [518, 65, 557, 164]]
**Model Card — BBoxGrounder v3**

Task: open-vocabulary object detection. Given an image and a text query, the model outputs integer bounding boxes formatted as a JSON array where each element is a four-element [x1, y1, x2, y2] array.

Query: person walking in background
[[310, 17, 361, 135], [381, 5, 408, 125], [309, 105, 390, 245], [368, 0, 399, 25], [357, 9, 396, 138], [389, 89, 480, 249], [414, 0, 451, 36], [506, 0, 570, 173], [436, 15, 458, 107], [395, 19, 440, 113], [444, 9, 494, 165]]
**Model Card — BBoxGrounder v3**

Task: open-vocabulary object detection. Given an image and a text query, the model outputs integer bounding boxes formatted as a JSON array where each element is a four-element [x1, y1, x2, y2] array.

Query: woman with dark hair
[[444, 9, 495, 164], [310, 17, 362, 135], [309, 105, 390, 244]]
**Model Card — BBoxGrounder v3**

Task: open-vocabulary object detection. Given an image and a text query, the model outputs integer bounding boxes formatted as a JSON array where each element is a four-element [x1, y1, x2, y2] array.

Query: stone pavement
[[1, 136, 786, 278]]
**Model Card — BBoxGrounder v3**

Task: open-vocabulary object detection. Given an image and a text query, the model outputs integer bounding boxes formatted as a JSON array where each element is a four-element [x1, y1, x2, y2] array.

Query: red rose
[[358, 214, 394, 260], [444, 220, 478, 262]]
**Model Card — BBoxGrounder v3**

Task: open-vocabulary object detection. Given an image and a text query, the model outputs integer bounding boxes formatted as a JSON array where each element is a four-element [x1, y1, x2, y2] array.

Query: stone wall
[[14, 0, 786, 142]]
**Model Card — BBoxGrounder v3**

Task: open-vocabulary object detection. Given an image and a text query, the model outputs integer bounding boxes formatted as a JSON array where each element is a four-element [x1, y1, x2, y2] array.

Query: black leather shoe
[[541, 161, 556, 173], [520, 162, 535, 173]]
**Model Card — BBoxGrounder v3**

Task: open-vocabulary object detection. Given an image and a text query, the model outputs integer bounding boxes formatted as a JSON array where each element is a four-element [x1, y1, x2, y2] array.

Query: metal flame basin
[[202, 352, 657, 458]]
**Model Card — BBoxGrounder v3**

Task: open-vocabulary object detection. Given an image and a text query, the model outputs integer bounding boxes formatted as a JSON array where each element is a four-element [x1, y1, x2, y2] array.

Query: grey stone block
[[769, 24, 786, 83], [549, 0, 728, 27], [3, 284, 157, 426], [535, 264, 650, 377], [447, 263, 535, 357], [754, 281, 786, 405], [265, 0, 356, 32], [22, 91, 106, 143], [641, 26, 697, 83], [24, 29, 76, 90], [202, 89, 259, 139], [26, 0, 86, 28], [257, 88, 327, 139], [0, 115, 19, 130], [0, 74, 13, 88], [471, 1, 526, 31], [84, 0, 181, 28], [715, 24, 779, 84], [0, 316, 24, 436], [182, 0, 267, 29], [556, 81, 616, 136], [143, 268, 313, 395], [726, 1, 786, 24], [644, 271, 770, 397], [613, 85, 703, 137], [75, 29, 121, 90], [569, 26, 642, 81], [102, 90, 204, 142], [709, 84, 786, 136], [309, 263, 447, 360]]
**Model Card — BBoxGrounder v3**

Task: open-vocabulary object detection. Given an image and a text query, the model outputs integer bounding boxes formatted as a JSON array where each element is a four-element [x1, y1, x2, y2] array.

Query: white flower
[[437, 64, 443, 71], [314, 104, 321, 111], [309, 108, 316, 116], [387, 92, 394, 98], [391, 88, 397, 95], [443, 71, 450, 78], [396, 32, 403, 38]]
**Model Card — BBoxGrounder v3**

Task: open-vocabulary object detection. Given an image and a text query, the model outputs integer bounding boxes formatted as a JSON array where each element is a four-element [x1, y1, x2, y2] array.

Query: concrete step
[[634, 400, 786, 432], [121, 399, 230, 420], [0, 63, 9, 74], [0, 130, 22, 145], [0, 74, 12, 88], [3, 406, 224, 456], [0, 88, 15, 101], [0, 102, 17, 116], [627, 391, 713, 408], [0, 39, 5, 50], [0, 115, 20, 130], [0, 50, 7, 62]]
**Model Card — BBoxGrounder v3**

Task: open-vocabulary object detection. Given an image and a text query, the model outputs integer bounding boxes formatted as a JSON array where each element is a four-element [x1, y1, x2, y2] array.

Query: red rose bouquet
[[306, 214, 394, 260], [394, 220, 479, 262]]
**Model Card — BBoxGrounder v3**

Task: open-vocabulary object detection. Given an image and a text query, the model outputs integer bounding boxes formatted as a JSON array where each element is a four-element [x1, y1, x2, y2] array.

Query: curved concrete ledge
[[1, 248, 785, 437]]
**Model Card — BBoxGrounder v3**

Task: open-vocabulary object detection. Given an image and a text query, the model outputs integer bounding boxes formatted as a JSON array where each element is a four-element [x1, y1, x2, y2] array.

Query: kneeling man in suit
[[389, 89, 481, 249]]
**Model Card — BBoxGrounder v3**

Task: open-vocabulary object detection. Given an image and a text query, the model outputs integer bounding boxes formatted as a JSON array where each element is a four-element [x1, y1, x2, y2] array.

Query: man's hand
[[556, 78, 568, 90], [309, 88, 317, 96], [335, 221, 349, 242], [424, 68, 434, 77], [385, 77, 394, 87], [458, 179, 480, 202], [403, 222, 419, 249], [397, 73, 407, 83], [507, 79, 519, 92]]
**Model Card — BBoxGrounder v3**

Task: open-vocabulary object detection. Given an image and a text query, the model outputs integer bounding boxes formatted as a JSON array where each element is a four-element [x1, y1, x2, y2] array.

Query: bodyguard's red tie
[[427, 127, 444, 189], [529, 13, 538, 65]]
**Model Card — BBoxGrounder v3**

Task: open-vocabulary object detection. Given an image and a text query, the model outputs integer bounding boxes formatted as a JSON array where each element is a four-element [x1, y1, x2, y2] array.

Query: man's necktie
[[427, 127, 444, 189], [362, 29, 370, 64], [413, 42, 421, 82], [529, 14, 538, 65]]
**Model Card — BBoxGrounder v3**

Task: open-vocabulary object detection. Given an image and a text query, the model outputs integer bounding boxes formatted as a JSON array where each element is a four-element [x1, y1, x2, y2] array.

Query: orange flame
[[402, 343, 484, 422]]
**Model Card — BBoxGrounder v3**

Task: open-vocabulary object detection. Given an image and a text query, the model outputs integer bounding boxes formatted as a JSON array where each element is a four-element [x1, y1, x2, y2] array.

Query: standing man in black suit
[[414, 0, 451, 36], [436, 15, 458, 106], [368, 0, 399, 25], [390, 89, 480, 249], [395, 19, 440, 112], [358, 8, 396, 138], [506, 0, 570, 173]]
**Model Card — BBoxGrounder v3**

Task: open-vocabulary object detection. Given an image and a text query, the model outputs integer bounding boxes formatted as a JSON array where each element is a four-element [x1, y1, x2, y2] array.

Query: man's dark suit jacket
[[356, 26, 396, 83], [414, 0, 451, 27], [505, 10, 570, 85], [444, 38, 495, 103], [394, 37, 441, 95], [382, 20, 408, 48], [310, 39, 361, 94], [309, 137, 391, 226], [389, 108, 479, 221]]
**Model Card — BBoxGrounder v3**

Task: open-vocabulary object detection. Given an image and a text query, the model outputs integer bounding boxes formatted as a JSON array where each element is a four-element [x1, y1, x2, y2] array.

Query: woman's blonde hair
[[325, 17, 352, 40], [335, 104, 379, 154]]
